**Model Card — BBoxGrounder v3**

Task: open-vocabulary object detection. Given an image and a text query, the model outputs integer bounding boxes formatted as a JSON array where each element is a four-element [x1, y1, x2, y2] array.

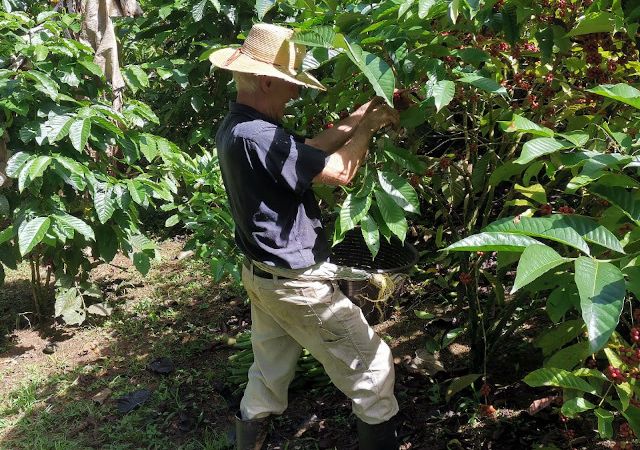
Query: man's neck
[[236, 92, 280, 122]]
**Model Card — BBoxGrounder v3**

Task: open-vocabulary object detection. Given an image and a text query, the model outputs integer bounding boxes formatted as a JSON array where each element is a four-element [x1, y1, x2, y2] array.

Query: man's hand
[[363, 102, 400, 132]]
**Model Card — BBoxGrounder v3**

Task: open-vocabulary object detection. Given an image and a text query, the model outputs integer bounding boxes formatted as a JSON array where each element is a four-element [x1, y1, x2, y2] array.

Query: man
[[209, 23, 400, 450]]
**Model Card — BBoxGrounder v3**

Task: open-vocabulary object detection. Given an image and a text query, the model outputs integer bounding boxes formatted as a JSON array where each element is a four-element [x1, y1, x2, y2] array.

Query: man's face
[[267, 77, 300, 120]]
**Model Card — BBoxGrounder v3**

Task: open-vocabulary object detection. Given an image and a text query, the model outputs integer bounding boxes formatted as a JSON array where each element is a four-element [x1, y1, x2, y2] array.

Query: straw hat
[[209, 23, 326, 91]]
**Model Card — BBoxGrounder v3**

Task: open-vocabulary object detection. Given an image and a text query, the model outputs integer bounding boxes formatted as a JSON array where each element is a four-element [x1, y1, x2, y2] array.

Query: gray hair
[[233, 71, 259, 94]]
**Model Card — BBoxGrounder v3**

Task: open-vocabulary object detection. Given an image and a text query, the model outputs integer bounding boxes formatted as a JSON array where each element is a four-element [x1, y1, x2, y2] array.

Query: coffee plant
[[4, 0, 640, 444], [0, 7, 185, 323]]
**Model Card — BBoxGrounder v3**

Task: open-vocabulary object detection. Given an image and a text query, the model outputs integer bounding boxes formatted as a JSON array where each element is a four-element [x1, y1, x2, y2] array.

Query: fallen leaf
[[527, 396, 559, 415], [92, 388, 112, 405], [116, 389, 151, 414]]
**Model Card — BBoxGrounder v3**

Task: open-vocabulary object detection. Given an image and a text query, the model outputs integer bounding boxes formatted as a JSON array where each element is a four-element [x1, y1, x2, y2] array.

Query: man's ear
[[258, 76, 272, 93]]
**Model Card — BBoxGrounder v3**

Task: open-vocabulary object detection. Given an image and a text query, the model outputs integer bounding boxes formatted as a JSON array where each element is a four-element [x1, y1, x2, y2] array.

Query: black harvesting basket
[[331, 228, 418, 321]]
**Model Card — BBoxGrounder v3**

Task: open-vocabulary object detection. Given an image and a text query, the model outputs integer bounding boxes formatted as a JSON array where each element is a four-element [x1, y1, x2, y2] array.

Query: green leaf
[[360, 214, 380, 259], [566, 12, 615, 37], [514, 183, 547, 204], [343, 41, 395, 106], [192, 0, 207, 21], [46, 114, 74, 143], [575, 257, 625, 353], [93, 184, 116, 224], [587, 83, 640, 110], [499, 114, 554, 137], [23, 71, 58, 99], [165, 214, 179, 228], [430, 80, 455, 112], [483, 216, 591, 255], [414, 310, 435, 319], [458, 73, 507, 96], [621, 406, 640, 439], [69, 119, 91, 152], [446, 373, 481, 401], [17, 159, 35, 192], [444, 232, 542, 252], [5, 152, 31, 178], [560, 396, 596, 418], [523, 368, 596, 394], [546, 285, 580, 323], [377, 171, 420, 214], [28, 155, 52, 180], [54, 287, 85, 325], [590, 185, 640, 225], [418, 0, 436, 18], [123, 66, 149, 93], [515, 138, 571, 165], [256, 0, 276, 20], [535, 319, 585, 356], [0, 226, 14, 245], [133, 252, 151, 275], [595, 408, 614, 439], [291, 27, 337, 48], [512, 244, 571, 293], [559, 215, 625, 254], [52, 214, 95, 241], [374, 189, 407, 242], [448, 0, 460, 23], [339, 193, 371, 232], [616, 382, 633, 411], [18, 217, 51, 256], [546, 342, 591, 371], [96, 225, 118, 262]]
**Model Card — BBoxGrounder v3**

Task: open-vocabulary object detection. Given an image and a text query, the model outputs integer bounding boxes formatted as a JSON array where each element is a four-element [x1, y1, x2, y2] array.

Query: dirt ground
[[0, 240, 620, 449]]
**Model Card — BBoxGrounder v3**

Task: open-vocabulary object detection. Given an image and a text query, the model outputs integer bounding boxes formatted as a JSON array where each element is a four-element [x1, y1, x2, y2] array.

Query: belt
[[244, 259, 291, 280]]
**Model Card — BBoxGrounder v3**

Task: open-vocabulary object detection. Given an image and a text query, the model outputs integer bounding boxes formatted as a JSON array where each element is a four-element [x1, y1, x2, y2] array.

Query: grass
[[0, 244, 240, 450]]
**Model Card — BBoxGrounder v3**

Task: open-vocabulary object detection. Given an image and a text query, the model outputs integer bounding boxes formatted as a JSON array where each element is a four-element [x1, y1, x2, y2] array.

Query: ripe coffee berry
[[459, 272, 473, 285], [607, 60, 618, 72], [439, 158, 451, 170], [558, 206, 575, 214], [619, 422, 634, 438], [631, 327, 640, 343], [480, 383, 491, 397], [325, 122, 334, 129]]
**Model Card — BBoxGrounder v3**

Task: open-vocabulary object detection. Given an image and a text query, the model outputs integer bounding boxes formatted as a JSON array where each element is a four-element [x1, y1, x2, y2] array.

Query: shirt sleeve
[[252, 125, 328, 196]]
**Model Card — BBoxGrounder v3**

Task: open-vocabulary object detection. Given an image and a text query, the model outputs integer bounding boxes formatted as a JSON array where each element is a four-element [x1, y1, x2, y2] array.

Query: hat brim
[[209, 47, 326, 91]]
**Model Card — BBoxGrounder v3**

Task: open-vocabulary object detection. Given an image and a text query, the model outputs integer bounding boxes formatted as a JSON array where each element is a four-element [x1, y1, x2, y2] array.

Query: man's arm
[[313, 104, 399, 186], [305, 98, 384, 154]]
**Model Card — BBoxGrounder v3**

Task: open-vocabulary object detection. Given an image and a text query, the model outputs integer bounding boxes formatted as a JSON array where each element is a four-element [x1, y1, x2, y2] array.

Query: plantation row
[[1, 0, 640, 446]]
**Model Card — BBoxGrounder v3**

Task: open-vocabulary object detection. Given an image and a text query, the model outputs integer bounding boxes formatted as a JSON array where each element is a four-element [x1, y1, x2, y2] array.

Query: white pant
[[239, 264, 399, 425]]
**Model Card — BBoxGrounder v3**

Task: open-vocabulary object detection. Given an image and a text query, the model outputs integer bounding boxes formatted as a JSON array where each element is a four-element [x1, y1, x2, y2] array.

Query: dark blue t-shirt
[[215, 102, 330, 269]]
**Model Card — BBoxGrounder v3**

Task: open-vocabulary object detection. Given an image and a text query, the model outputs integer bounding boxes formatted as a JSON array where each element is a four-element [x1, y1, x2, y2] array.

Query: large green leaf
[[255, 0, 276, 18], [418, 0, 436, 18], [52, 214, 95, 241], [54, 286, 85, 325], [133, 252, 151, 275], [545, 342, 590, 371], [360, 214, 380, 259], [595, 408, 614, 439], [499, 114, 554, 137], [342, 41, 395, 106], [458, 73, 507, 96], [587, 84, 640, 110], [558, 215, 624, 254], [430, 80, 455, 112], [575, 257, 625, 353], [23, 70, 58, 99], [512, 244, 571, 293], [546, 285, 580, 323], [590, 184, 640, 225], [566, 12, 615, 36], [374, 189, 407, 242], [523, 368, 596, 394], [69, 118, 91, 152], [515, 138, 571, 165], [339, 193, 371, 232], [483, 216, 591, 255], [5, 152, 31, 178], [18, 217, 51, 256], [93, 184, 116, 224], [377, 171, 419, 214], [445, 232, 541, 252], [445, 373, 481, 401], [0, 226, 14, 245], [535, 319, 585, 356], [28, 155, 52, 180], [560, 396, 596, 418], [621, 406, 640, 439], [292, 27, 337, 48]]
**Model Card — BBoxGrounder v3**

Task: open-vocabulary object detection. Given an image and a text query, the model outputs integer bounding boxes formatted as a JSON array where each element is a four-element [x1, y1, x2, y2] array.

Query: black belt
[[244, 260, 291, 280]]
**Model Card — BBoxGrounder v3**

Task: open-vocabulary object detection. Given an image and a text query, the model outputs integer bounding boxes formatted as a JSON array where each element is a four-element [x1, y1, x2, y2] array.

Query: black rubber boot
[[235, 412, 270, 450], [356, 417, 399, 450]]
